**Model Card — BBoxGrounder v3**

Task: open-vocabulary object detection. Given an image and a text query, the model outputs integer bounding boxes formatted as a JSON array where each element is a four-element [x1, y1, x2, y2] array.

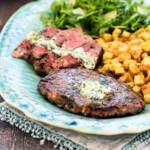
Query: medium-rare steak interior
[[12, 26, 102, 75], [38, 68, 145, 118]]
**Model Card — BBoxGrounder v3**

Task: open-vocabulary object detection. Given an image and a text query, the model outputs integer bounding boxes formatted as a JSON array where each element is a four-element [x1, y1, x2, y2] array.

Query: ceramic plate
[[1, 0, 150, 135]]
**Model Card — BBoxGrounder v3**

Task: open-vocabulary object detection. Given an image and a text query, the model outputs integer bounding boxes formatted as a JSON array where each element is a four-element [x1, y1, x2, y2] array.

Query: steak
[[62, 35, 93, 50], [51, 55, 81, 69], [38, 68, 145, 118], [12, 26, 102, 75], [55, 27, 83, 46], [33, 52, 59, 75], [42, 26, 60, 38], [12, 40, 33, 60], [32, 45, 49, 59]]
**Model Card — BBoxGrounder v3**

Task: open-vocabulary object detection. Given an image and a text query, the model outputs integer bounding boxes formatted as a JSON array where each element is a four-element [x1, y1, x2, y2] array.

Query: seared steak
[[38, 68, 145, 118], [32, 45, 49, 59], [12, 26, 102, 75], [33, 52, 59, 75], [12, 40, 33, 60], [42, 26, 61, 38], [62, 35, 93, 50], [55, 27, 83, 46]]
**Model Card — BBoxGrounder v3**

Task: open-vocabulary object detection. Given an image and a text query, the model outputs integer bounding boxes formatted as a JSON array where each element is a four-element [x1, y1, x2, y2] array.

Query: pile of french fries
[[97, 25, 150, 103]]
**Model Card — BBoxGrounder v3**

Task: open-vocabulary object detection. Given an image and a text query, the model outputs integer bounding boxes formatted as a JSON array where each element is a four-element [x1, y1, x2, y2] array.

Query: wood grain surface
[[0, 0, 58, 149]]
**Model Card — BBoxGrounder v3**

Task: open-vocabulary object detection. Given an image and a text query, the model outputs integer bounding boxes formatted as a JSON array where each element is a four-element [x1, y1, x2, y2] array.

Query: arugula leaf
[[40, 0, 150, 38]]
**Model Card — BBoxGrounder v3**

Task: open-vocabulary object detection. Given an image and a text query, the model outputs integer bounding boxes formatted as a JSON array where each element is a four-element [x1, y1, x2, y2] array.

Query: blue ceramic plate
[[1, 0, 150, 135]]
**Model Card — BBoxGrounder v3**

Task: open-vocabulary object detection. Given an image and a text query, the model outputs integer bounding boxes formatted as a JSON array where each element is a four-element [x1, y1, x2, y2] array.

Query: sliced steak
[[56, 27, 83, 46], [42, 26, 61, 38], [33, 52, 59, 75], [32, 45, 49, 59], [12, 40, 33, 60], [51, 55, 81, 68], [38, 68, 145, 118], [12, 26, 103, 75], [83, 41, 103, 67], [62, 35, 93, 50], [12, 26, 59, 60]]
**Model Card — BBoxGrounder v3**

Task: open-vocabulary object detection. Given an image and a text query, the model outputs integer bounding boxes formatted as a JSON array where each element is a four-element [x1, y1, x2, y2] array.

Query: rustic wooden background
[[0, 0, 58, 149]]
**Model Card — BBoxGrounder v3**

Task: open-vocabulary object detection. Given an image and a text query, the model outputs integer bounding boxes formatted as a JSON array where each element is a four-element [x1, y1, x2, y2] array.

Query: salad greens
[[40, 0, 150, 38]]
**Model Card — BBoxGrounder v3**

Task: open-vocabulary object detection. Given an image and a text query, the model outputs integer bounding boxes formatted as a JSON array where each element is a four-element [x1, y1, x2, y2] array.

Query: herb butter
[[80, 80, 111, 100], [26, 32, 97, 69]]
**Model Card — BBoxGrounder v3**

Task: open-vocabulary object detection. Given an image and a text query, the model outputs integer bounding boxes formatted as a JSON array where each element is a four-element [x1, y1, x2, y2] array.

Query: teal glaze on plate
[[1, 0, 150, 135]]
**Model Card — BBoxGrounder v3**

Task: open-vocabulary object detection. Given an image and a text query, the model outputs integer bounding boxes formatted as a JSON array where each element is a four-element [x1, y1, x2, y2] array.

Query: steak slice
[[32, 45, 49, 59], [56, 27, 83, 46], [62, 35, 93, 50], [51, 55, 81, 69], [12, 26, 103, 75], [42, 26, 60, 38], [33, 52, 59, 75], [12, 40, 33, 60], [82, 41, 103, 68], [12, 26, 59, 60], [38, 68, 145, 118], [33, 40, 102, 75]]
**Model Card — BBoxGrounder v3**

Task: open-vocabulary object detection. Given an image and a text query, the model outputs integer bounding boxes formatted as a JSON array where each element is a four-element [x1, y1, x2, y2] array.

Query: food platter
[[1, 0, 150, 135]]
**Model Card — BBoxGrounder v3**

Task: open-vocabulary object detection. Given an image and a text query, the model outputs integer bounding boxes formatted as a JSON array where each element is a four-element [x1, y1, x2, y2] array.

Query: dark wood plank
[[0, 1, 58, 149]]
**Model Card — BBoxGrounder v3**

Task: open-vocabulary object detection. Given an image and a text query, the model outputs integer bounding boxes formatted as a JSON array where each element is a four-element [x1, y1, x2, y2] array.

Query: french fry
[[134, 74, 145, 85], [112, 28, 122, 39], [103, 59, 112, 64], [147, 70, 150, 75], [129, 34, 137, 41], [119, 74, 127, 82], [144, 94, 150, 104], [140, 57, 150, 71], [136, 27, 145, 34], [146, 25, 150, 32], [103, 33, 112, 42], [141, 40, 150, 52], [130, 39, 144, 46], [142, 53, 148, 59], [126, 72, 133, 82], [103, 52, 113, 60], [141, 84, 150, 95], [129, 63, 140, 75], [118, 43, 129, 54], [111, 58, 119, 63], [122, 30, 131, 39], [132, 85, 141, 93], [115, 67, 125, 75], [97, 38, 105, 46], [129, 45, 142, 59], [127, 82, 135, 87], [118, 53, 131, 62], [146, 74, 150, 82], [113, 62, 123, 68], [141, 31, 150, 41], [123, 59, 136, 69], [109, 64, 115, 72], [102, 64, 110, 72]]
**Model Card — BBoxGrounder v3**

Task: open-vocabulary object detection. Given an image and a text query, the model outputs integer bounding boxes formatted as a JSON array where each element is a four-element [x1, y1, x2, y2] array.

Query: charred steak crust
[[38, 68, 145, 118]]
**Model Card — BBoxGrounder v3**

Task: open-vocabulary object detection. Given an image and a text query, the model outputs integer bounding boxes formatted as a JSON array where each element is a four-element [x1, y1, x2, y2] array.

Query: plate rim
[[0, 0, 150, 135]]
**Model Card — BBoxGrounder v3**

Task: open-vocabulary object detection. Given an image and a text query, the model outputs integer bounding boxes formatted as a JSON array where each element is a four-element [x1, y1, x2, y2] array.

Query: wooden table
[[0, 1, 57, 149]]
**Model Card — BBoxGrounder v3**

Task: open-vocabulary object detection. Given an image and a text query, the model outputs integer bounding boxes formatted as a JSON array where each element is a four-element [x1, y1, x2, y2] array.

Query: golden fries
[[97, 25, 150, 103]]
